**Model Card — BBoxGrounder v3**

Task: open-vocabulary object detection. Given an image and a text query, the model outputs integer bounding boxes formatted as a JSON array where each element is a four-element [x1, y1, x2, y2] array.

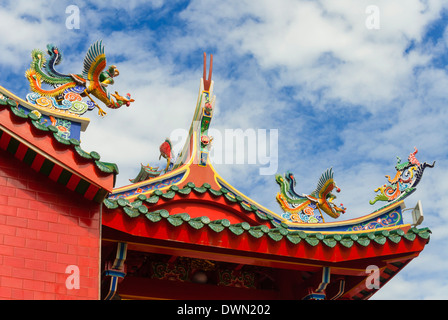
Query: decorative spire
[[203, 52, 213, 92]]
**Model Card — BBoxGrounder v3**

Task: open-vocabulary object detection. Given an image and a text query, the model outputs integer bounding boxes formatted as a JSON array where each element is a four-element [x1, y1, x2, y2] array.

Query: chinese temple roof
[[102, 51, 434, 235], [1, 40, 433, 300], [100, 52, 432, 299], [104, 181, 431, 250]]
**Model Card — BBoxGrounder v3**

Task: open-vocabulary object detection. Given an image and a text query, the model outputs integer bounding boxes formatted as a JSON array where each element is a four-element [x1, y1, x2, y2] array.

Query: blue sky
[[1, 0, 448, 299]]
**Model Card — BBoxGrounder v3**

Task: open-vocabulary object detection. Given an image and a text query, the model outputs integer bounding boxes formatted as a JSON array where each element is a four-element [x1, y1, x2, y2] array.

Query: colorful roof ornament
[[159, 138, 173, 172], [25, 40, 134, 117], [275, 168, 346, 224], [369, 147, 435, 205]]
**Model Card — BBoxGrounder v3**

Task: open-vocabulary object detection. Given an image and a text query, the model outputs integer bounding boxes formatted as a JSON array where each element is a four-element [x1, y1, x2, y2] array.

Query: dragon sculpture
[[275, 168, 346, 223], [25, 41, 134, 116], [369, 147, 435, 205]]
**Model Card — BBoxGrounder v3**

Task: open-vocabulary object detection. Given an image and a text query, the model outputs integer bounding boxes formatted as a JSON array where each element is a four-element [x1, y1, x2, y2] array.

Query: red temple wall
[[0, 148, 101, 300]]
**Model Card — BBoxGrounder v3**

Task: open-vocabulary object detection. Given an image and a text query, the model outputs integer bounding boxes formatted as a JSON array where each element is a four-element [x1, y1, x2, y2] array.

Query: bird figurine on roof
[[159, 138, 173, 172], [25, 40, 134, 116], [276, 168, 346, 223]]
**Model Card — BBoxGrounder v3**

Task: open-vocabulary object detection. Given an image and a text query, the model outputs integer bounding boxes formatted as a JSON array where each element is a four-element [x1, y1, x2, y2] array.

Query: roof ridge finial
[[203, 52, 213, 91]]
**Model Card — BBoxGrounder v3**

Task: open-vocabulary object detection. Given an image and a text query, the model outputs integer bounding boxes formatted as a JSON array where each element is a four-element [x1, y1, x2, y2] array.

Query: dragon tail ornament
[[369, 147, 435, 205]]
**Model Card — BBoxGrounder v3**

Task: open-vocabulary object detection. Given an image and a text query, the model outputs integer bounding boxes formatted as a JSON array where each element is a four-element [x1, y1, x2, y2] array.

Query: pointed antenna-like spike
[[203, 52, 207, 81], [208, 54, 213, 83], [203, 52, 213, 91]]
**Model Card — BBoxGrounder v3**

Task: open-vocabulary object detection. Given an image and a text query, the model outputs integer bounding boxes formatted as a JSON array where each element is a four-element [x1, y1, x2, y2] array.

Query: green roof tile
[[103, 182, 431, 248], [188, 216, 210, 230]]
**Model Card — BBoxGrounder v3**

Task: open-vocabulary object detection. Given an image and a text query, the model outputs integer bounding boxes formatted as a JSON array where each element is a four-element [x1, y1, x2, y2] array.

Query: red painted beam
[[102, 210, 428, 266]]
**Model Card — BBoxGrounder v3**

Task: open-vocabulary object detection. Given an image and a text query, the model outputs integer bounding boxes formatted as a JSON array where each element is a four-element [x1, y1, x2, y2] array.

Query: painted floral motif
[[54, 118, 72, 139], [26, 87, 94, 116], [347, 210, 402, 231], [64, 91, 82, 102], [281, 203, 323, 224]]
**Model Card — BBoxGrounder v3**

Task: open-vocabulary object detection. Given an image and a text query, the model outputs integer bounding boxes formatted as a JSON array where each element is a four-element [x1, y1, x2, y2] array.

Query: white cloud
[[176, 0, 446, 111], [0, 1, 68, 68]]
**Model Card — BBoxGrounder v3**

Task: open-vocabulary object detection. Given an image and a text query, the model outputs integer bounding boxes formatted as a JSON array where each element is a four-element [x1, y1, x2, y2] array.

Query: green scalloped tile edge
[[162, 190, 176, 199], [253, 209, 273, 221], [322, 234, 340, 248], [403, 232, 416, 241], [286, 231, 304, 245], [117, 198, 130, 207], [178, 187, 192, 195], [146, 195, 160, 204], [373, 236, 387, 245], [145, 209, 170, 223], [229, 222, 251, 236], [104, 162, 119, 174], [188, 216, 211, 230], [267, 227, 288, 242], [10, 106, 28, 119], [322, 237, 337, 248], [186, 182, 196, 188], [0, 98, 18, 109], [208, 219, 231, 233], [303, 233, 324, 247], [409, 227, 432, 239], [89, 151, 101, 161], [136, 194, 147, 201], [102, 196, 431, 248], [193, 186, 207, 194], [31, 120, 49, 132], [356, 233, 374, 247], [102, 181, 432, 249], [224, 193, 238, 202], [74, 145, 93, 159], [208, 188, 223, 197], [239, 203, 252, 212], [123, 206, 140, 218], [167, 212, 191, 227], [95, 160, 115, 174], [53, 132, 71, 145], [138, 205, 148, 214], [103, 198, 118, 209], [248, 225, 269, 239], [107, 182, 273, 225], [153, 190, 163, 196]]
